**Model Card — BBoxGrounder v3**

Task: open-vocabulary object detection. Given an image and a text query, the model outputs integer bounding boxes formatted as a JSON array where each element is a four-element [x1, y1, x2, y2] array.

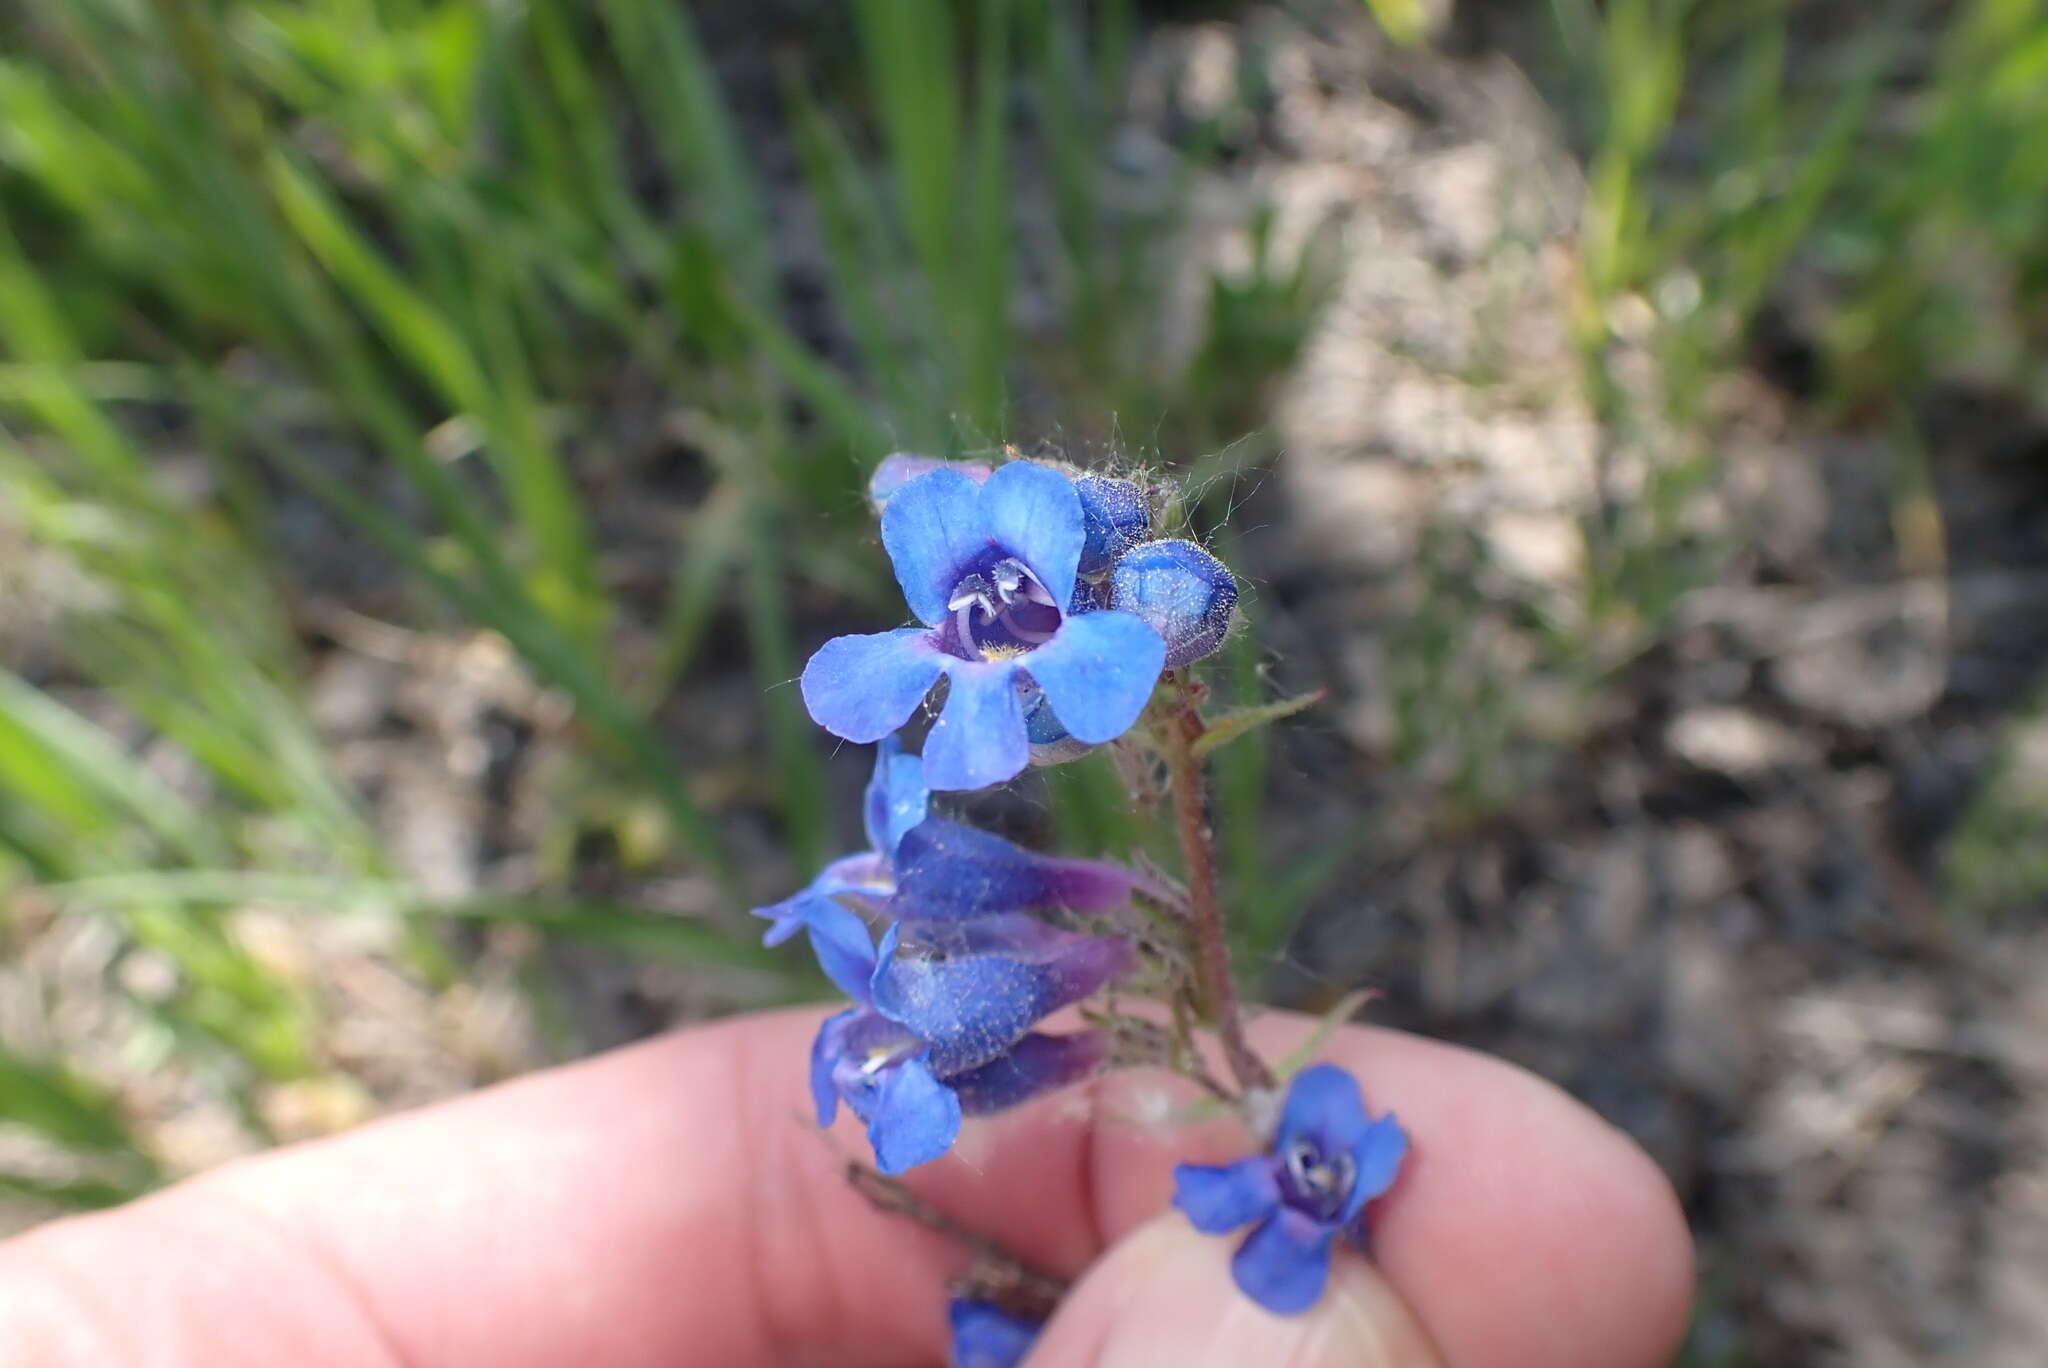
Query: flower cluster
[[756, 737, 1152, 1174], [757, 451, 1406, 1330]]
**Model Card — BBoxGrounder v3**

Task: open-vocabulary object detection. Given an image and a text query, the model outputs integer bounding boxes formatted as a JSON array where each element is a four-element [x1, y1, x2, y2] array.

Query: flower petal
[[1023, 609, 1165, 744], [881, 468, 994, 626], [802, 629, 945, 743], [923, 659, 1028, 791], [861, 734, 931, 859], [1279, 1063, 1373, 1157], [980, 461, 1084, 611], [1173, 1156, 1282, 1234], [809, 1009, 859, 1128], [794, 894, 879, 1002], [891, 817, 1156, 921], [948, 1031, 1109, 1115], [753, 853, 891, 953], [871, 916, 1134, 1074], [868, 453, 991, 515], [1339, 1113, 1410, 1226], [866, 1054, 963, 1175], [947, 1298, 1043, 1368], [1231, 1208, 1338, 1316]]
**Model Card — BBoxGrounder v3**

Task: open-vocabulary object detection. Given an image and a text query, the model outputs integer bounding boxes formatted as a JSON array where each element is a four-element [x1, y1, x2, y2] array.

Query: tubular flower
[[1171, 1064, 1408, 1315], [750, 735, 928, 998], [806, 909, 1126, 1173], [888, 816, 1170, 923], [871, 915, 1135, 1075], [801, 462, 1167, 791]]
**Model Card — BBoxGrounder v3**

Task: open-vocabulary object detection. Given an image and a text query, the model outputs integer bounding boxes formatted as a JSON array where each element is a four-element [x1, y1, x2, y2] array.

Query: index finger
[[0, 1007, 1691, 1367]]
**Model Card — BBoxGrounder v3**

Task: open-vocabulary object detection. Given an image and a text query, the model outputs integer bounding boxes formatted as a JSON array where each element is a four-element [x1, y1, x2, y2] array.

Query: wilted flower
[[801, 462, 1166, 791], [1108, 538, 1238, 669], [1171, 1064, 1407, 1315]]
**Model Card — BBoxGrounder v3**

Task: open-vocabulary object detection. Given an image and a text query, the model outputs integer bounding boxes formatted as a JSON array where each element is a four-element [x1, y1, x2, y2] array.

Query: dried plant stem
[[845, 1163, 1067, 1318], [1159, 672, 1274, 1093]]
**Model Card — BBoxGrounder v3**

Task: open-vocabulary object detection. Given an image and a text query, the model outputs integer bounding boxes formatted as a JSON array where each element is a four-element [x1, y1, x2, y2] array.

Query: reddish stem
[[1160, 673, 1274, 1094]]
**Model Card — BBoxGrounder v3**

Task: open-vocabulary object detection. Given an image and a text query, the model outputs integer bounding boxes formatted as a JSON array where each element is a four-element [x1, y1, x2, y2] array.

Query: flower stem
[[846, 1163, 1067, 1318], [1159, 672, 1274, 1094]]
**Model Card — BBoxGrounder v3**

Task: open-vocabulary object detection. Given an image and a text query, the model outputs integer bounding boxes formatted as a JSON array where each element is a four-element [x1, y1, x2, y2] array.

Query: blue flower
[[1171, 1064, 1407, 1315], [871, 914, 1135, 1074], [1108, 538, 1238, 668], [811, 1004, 1112, 1175], [799, 845, 1131, 1173], [948, 1298, 1045, 1368], [801, 462, 1167, 791], [751, 735, 929, 998]]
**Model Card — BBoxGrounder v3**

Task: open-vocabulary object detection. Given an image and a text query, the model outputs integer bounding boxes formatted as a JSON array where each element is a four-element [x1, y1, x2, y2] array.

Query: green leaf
[[0, 1047, 139, 1155], [0, 1171, 149, 1212], [1191, 690, 1325, 760], [1270, 989, 1379, 1080]]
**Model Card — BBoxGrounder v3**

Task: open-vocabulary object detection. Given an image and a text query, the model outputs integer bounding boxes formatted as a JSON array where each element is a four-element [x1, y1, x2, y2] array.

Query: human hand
[[0, 1007, 1692, 1367]]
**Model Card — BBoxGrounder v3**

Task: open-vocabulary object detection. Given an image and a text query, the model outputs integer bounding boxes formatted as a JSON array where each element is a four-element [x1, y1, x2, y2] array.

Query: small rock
[[1667, 704, 1809, 776]]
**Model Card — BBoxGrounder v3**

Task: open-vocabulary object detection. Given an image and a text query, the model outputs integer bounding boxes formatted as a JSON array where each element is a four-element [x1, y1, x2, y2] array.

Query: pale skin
[[0, 1008, 1695, 1367]]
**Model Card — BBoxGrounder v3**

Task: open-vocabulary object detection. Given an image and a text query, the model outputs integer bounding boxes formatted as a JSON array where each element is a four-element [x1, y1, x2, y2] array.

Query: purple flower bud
[[889, 817, 1164, 922], [1108, 538, 1238, 668], [1074, 475, 1151, 577]]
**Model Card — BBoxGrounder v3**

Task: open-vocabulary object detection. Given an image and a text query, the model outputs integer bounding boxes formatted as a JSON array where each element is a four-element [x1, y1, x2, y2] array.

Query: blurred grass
[[0, 0, 2041, 1228], [0, 0, 1317, 1203]]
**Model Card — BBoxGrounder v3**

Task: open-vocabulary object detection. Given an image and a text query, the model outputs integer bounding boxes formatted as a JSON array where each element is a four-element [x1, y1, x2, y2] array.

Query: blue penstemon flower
[[808, 909, 1129, 1173], [765, 736, 1149, 1173], [801, 461, 1168, 790], [1171, 1064, 1408, 1314]]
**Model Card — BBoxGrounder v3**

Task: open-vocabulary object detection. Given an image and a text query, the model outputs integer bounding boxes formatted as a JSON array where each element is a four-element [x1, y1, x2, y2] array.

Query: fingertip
[[1348, 1034, 1695, 1368], [1027, 1215, 1445, 1368]]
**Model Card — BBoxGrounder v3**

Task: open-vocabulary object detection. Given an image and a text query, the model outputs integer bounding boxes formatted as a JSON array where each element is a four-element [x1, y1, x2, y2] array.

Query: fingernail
[[1032, 1216, 1446, 1368]]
